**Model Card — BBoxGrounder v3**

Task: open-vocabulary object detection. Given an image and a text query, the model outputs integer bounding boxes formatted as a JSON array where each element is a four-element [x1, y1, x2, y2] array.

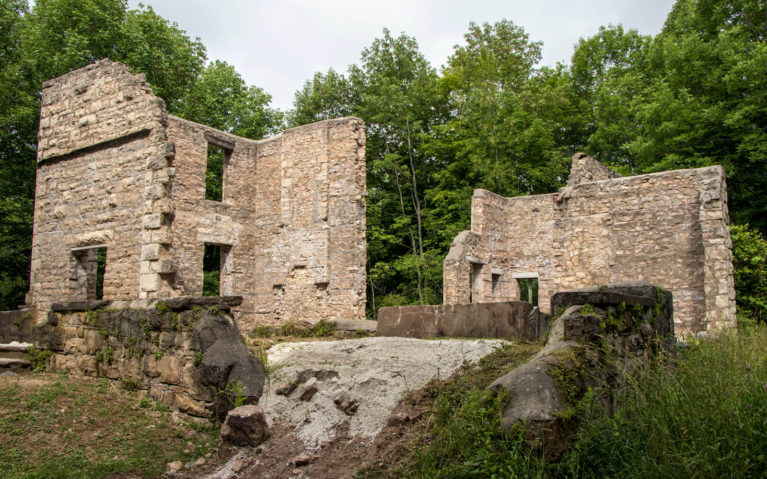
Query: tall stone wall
[[166, 116, 366, 330], [444, 155, 736, 337], [29, 60, 366, 332], [31, 60, 169, 311]]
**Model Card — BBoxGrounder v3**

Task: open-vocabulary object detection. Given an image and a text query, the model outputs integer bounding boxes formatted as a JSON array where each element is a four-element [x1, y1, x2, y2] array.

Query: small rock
[[333, 393, 359, 415], [292, 469, 303, 475], [291, 454, 316, 466], [299, 384, 318, 402], [205, 452, 212, 460], [387, 412, 411, 427], [166, 461, 183, 473], [0, 371, 20, 378], [194, 457, 206, 467], [233, 456, 253, 473], [275, 380, 297, 396], [221, 405, 270, 447]]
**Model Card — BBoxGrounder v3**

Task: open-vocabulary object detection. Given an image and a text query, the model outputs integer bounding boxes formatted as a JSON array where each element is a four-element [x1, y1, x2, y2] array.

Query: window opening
[[205, 143, 230, 201], [95, 247, 106, 300], [517, 278, 539, 307], [203, 244, 221, 296], [469, 262, 482, 303], [72, 245, 107, 300], [491, 273, 501, 297]]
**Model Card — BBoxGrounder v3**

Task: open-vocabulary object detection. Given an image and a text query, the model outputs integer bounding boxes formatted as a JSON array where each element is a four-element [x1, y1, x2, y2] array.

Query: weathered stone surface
[[194, 312, 265, 419], [26, 300, 263, 419], [567, 152, 622, 186], [489, 282, 675, 460], [220, 405, 270, 447], [376, 301, 550, 340], [443, 154, 735, 337], [158, 296, 243, 310], [329, 319, 377, 333], [28, 60, 367, 333], [260, 337, 505, 449]]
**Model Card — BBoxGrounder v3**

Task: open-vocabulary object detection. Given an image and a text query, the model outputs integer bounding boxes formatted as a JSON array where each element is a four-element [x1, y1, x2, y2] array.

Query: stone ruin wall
[[31, 61, 169, 307], [29, 60, 366, 332], [444, 157, 736, 337], [167, 115, 366, 331]]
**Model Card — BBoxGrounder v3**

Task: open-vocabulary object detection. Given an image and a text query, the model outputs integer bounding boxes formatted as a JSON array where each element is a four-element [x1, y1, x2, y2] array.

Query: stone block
[[142, 213, 162, 229], [220, 405, 270, 447], [141, 244, 160, 261]]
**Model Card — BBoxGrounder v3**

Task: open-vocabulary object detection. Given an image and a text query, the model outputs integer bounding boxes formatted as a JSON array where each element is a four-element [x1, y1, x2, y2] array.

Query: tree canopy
[[1, 0, 765, 323]]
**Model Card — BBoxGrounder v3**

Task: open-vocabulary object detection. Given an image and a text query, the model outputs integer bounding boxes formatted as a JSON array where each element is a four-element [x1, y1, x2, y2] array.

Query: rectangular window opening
[[203, 244, 221, 296], [95, 247, 106, 300], [72, 246, 107, 300], [205, 143, 230, 202], [491, 273, 501, 297], [469, 262, 482, 303], [517, 278, 539, 307]]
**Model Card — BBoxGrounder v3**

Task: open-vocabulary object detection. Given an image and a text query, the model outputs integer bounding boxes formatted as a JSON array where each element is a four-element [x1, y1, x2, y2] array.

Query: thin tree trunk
[[388, 142, 423, 302]]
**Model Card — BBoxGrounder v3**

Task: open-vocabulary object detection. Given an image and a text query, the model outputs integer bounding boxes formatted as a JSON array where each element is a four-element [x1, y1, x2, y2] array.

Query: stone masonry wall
[[46, 297, 264, 420], [444, 155, 736, 337], [30, 60, 366, 332], [166, 116, 366, 330], [31, 60, 169, 311]]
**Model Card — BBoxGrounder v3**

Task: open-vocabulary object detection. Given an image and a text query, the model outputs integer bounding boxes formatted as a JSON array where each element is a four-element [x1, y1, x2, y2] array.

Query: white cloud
[[128, 0, 676, 110]]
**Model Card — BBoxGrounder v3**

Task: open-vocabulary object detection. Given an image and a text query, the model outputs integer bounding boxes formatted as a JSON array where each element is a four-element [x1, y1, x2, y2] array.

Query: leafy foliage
[[731, 224, 767, 324], [0, 0, 280, 309]]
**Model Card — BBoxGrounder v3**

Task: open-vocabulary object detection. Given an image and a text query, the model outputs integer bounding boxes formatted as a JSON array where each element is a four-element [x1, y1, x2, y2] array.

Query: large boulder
[[194, 312, 265, 420], [489, 281, 674, 460]]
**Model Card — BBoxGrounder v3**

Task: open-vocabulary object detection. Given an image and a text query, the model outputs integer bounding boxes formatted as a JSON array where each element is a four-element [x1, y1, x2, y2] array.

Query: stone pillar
[[698, 166, 737, 332], [140, 142, 179, 298]]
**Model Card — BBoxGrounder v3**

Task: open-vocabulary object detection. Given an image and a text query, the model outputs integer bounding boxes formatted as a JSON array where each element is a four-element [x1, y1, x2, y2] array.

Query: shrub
[[731, 224, 767, 325]]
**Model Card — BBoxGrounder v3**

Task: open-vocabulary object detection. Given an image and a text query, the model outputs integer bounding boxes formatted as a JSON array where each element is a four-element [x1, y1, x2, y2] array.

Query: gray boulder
[[194, 312, 265, 420]]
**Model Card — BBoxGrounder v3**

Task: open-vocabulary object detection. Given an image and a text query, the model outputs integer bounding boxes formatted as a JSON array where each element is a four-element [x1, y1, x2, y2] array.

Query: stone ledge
[[51, 300, 111, 312], [157, 296, 243, 310]]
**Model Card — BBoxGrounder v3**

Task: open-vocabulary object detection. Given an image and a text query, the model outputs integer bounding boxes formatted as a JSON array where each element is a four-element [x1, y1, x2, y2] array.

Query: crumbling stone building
[[29, 60, 366, 331], [443, 154, 736, 337]]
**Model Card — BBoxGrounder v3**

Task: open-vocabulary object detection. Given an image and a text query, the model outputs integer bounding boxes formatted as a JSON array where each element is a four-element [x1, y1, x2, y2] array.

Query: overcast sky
[[127, 0, 677, 111]]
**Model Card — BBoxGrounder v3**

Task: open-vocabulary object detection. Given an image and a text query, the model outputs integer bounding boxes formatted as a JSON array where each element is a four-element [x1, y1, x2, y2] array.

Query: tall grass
[[563, 325, 767, 477], [405, 326, 767, 478]]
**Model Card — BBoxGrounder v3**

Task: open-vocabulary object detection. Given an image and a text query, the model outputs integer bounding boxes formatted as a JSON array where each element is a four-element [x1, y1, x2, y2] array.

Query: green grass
[[0, 372, 219, 478], [400, 325, 767, 478], [397, 342, 545, 478], [561, 325, 767, 477]]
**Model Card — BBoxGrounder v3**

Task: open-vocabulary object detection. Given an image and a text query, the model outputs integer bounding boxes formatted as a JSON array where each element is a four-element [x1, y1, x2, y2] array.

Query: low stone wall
[[44, 297, 264, 420], [0, 307, 38, 344], [376, 301, 550, 340]]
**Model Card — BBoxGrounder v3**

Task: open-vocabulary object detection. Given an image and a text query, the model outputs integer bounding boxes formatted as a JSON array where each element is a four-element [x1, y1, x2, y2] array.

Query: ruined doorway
[[515, 275, 539, 307], [71, 245, 107, 300], [203, 244, 231, 296]]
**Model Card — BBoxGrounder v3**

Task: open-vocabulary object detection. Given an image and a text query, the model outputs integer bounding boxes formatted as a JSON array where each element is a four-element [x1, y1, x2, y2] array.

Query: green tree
[[350, 29, 449, 309], [287, 69, 356, 127], [730, 224, 767, 324], [176, 60, 283, 139]]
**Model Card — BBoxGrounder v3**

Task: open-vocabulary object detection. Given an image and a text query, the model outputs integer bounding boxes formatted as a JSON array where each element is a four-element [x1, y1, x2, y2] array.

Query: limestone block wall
[[444, 159, 736, 337], [30, 60, 169, 311], [45, 297, 264, 419], [29, 60, 367, 332]]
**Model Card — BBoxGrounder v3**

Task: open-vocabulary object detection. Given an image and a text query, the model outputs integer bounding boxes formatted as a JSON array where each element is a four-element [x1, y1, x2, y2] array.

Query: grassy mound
[[402, 325, 767, 478]]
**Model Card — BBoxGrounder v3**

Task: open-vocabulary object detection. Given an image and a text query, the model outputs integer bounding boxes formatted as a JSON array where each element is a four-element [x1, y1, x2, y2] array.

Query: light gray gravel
[[258, 336, 508, 449]]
